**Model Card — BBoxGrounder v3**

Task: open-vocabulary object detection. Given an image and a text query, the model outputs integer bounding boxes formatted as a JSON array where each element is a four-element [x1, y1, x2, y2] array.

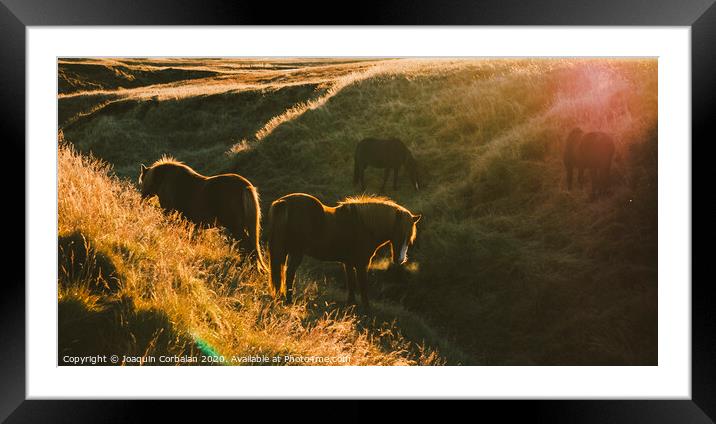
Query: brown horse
[[564, 128, 616, 199], [138, 157, 265, 270], [266, 193, 421, 307], [354, 137, 421, 192]]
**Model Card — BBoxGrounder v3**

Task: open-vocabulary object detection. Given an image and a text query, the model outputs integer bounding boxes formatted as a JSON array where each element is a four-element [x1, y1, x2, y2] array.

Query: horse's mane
[[338, 194, 412, 214], [150, 155, 183, 167], [340, 195, 417, 244], [149, 155, 203, 177]]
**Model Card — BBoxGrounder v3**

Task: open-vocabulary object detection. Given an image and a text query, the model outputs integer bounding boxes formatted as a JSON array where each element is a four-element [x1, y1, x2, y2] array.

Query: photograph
[[57, 56, 658, 367]]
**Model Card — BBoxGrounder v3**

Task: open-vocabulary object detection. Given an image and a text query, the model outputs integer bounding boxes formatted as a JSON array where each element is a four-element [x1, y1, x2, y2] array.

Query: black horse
[[564, 128, 616, 199], [354, 138, 421, 191]]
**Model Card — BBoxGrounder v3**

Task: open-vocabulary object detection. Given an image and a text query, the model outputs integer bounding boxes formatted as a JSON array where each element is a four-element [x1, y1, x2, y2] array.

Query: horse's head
[[565, 127, 584, 152], [138, 164, 157, 200], [391, 210, 421, 265]]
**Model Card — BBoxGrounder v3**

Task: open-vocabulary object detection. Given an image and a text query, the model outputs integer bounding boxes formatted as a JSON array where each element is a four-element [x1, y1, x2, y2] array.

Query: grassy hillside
[[59, 58, 658, 365]]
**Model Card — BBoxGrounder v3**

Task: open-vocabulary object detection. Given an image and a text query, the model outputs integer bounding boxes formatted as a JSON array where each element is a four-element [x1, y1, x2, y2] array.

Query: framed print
[[2, 0, 709, 421]]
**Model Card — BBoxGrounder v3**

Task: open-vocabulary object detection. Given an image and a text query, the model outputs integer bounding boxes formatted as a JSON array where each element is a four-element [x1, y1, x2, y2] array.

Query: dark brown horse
[[564, 128, 616, 199], [139, 158, 265, 270], [354, 137, 421, 192], [266, 193, 421, 307]]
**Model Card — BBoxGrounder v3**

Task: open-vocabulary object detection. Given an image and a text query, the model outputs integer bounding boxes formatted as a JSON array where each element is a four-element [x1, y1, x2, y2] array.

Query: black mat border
[[0, 0, 707, 421]]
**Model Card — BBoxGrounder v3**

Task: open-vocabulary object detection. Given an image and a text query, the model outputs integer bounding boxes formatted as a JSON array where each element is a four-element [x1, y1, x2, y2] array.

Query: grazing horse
[[564, 128, 616, 199], [266, 193, 421, 307], [138, 157, 265, 270], [354, 137, 421, 192]]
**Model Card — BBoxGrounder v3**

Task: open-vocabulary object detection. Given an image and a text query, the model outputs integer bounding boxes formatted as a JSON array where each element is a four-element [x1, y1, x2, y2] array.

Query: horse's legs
[[235, 218, 257, 261], [343, 263, 357, 304], [590, 168, 598, 200], [284, 252, 303, 303], [356, 264, 370, 309], [269, 254, 286, 299], [269, 249, 286, 298], [602, 162, 612, 196], [393, 167, 399, 190], [578, 167, 585, 189], [381, 168, 390, 191]]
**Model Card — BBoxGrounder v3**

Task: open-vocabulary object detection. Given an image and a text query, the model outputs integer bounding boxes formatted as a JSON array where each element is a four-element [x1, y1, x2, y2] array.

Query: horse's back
[[269, 193, 328, 252], [274, 192, 322, 209], [272, 193, 326, 229], [357, 137, 408, 167], [204, 173, 252, 192], [175, 173, 253, 234], [202, 173, 252, 207]]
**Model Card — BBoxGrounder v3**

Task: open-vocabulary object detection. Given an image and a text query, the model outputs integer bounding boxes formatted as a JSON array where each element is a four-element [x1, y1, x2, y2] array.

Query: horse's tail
[[242, 185, 266, 272], [266, 200, 289, 296]]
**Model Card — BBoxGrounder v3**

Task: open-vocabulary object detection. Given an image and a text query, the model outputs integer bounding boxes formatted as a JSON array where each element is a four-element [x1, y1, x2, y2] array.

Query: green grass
[[59, 57, 657, 365]]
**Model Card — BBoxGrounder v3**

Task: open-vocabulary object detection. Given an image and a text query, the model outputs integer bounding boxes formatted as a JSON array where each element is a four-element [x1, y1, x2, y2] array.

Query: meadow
[[58, 57, 658, 365]]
